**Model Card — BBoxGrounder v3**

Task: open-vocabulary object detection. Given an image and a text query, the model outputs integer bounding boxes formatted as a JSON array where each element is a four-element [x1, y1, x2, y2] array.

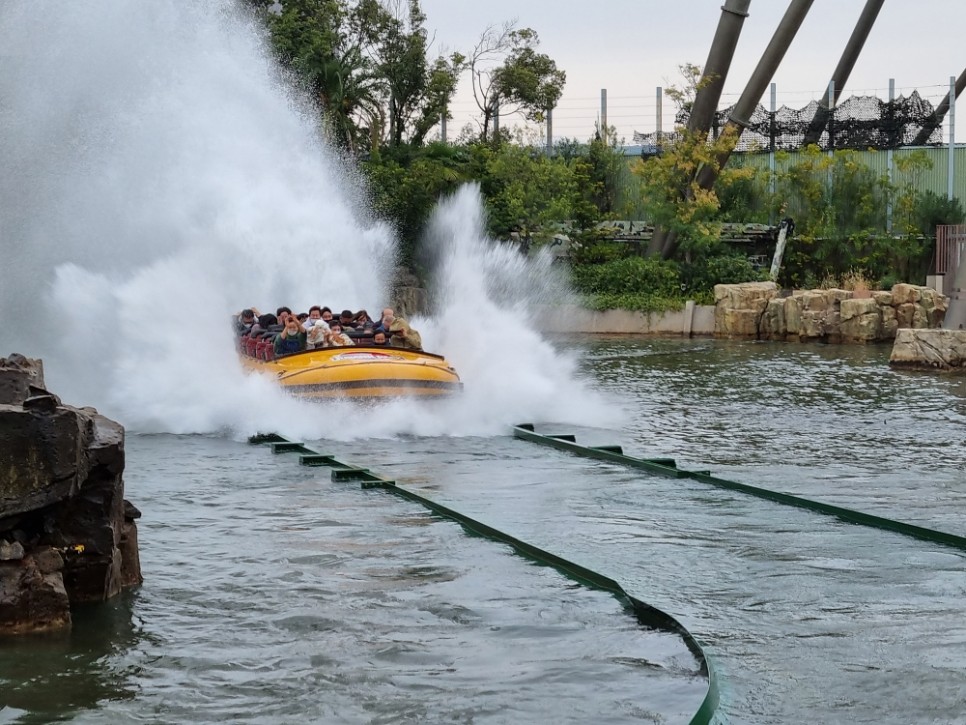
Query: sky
[[418, 0, 965, 144]]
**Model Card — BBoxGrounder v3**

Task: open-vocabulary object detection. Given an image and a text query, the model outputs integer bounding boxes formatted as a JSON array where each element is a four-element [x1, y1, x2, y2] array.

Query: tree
[[263, 0, 384, 151], [633, 130, 730, 263], [663, 62, 706, 118], [468, 23, 566, 142], [351, 0, 464, 147]]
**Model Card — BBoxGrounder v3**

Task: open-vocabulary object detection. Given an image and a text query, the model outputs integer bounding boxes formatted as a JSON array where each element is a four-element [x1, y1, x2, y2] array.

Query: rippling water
[[2, 338, 965, 724]]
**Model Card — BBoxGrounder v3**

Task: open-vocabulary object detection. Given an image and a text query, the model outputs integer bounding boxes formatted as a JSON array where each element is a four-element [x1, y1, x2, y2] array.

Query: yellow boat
[[239, 345, 462, 400]]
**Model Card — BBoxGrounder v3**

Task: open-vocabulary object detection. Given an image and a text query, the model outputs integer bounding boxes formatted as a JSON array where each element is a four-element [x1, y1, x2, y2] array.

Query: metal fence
[[936, 224, 966, 297]]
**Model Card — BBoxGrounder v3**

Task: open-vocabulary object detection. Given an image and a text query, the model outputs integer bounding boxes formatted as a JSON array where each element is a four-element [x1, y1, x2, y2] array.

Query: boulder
[[0, 404, 91, 518], [840, 298, 883, 342], [713, 283, 947, 343], [0, 555, 71, 634], [0, 355, 45, 406], [0, 357, 141, 635], [713, 281, 777, 338], [759, 298, 787, 340], [891, 283, 922, 306], [783, 296, 802, 336], [890, 329, 966, 370]]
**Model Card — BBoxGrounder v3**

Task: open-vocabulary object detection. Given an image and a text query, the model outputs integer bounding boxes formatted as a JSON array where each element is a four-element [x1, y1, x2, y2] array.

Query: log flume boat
[[239, 344, 463, 400]]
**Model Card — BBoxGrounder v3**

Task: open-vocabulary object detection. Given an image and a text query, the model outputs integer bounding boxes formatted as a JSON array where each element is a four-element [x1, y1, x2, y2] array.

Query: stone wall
[[714, 282, 948, 342], [0, 354, 142, 635]]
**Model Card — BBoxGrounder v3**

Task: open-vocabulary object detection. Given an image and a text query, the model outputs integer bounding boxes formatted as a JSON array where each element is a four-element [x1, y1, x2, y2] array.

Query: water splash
[[0, 0, 622, 439]]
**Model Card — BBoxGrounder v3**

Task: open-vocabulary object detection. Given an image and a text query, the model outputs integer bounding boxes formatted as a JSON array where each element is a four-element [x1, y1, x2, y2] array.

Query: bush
[[570, 257, 682, 297], [915, 190, 965, 234], [679, 254, 767, 298]]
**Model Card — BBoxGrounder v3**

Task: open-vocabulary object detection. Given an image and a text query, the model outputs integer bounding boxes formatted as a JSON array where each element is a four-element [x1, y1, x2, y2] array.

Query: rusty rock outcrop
[[0, 354, 142, 635]]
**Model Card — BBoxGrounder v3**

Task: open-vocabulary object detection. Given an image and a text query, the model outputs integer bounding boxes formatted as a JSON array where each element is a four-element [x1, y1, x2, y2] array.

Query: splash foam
[[0, 0, 622, 439]]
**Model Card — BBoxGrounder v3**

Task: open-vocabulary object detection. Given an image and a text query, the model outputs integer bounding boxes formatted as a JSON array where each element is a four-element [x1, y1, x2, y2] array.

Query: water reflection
[[0, 592, 142, 723]]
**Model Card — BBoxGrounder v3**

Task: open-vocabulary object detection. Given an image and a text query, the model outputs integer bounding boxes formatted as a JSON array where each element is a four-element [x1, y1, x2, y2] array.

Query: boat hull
[[240, 346, 462, 400]]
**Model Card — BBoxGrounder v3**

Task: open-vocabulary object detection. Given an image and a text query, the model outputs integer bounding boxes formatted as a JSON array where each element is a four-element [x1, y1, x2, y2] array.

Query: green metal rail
[[249, 432, 720, 725], [513, 424, 966, 552]]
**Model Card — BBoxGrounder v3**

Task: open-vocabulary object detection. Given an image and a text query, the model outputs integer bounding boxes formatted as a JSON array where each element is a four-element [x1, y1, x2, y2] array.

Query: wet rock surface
[[0, 354, 142, 635]]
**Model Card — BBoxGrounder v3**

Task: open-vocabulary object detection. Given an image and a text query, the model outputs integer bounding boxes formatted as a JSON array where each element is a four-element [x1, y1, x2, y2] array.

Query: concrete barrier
[[538, 304, 715, 336]]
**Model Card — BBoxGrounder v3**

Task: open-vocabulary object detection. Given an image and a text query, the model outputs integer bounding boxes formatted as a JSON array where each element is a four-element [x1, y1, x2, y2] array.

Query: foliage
[[252, 0, 464, 151], [663, 62, 705, 115], [468, 23, 566, 142], [632, 129, 731, 259], [715, 158, 769, 223], [570, 257, 686, 312], [679, 254, 767, 300], [261, 0, 381, 151], [363, 142, 470, 264], [477, 142, 595, 237], [914, 190, 965, 234], [570, 257, 682, 297], [840, 268, 873, 292], [567, 229, 631, 265], [351, 0, 465, 146]]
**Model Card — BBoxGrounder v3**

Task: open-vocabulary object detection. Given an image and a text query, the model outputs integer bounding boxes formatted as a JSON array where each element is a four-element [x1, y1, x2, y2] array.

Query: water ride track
[[511, 424, 966, 553], [248, 432, 720, 725]]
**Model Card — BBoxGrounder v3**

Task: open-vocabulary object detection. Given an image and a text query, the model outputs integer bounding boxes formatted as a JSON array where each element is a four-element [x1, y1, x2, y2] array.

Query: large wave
[[0, 0, 621, 439]]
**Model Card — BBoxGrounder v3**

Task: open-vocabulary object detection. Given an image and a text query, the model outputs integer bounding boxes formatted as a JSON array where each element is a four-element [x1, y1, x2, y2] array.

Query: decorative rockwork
[[713, 283, 947, 343], [0, 354, 142, 635]]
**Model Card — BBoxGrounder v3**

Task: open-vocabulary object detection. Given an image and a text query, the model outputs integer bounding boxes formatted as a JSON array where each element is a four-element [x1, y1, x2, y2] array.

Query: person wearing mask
[[322, 322, 355, 348], [338, 309, 356, 329], [233, 307, 258, 335], [274, 314, 307, 356]]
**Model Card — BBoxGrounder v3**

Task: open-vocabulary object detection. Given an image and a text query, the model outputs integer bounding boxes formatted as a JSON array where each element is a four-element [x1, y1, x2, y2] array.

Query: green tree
[[363, 142, 472, 264], [478, 142, 589, 237], [632, 129, 730, 262], [263, 0, 383, 151], [351, 0, 464, 147], [468, 23, 566, 142]]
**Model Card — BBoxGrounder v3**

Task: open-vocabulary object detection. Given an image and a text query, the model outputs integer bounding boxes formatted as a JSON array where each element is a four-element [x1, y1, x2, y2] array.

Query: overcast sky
[[418, 0, 965, 143]]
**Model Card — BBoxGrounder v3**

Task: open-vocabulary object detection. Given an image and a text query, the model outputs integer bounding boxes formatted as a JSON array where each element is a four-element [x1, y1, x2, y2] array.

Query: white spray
[[0, 0, 622, 439]]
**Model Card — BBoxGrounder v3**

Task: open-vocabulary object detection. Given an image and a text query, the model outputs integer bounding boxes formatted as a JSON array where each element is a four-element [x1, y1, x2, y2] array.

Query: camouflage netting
[[634, 92, 944, 152]]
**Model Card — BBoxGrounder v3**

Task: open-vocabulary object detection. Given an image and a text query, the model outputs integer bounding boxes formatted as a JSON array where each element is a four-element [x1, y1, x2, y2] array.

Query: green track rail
[[513, 424, 966, 552], [249, 432, 720, 725]]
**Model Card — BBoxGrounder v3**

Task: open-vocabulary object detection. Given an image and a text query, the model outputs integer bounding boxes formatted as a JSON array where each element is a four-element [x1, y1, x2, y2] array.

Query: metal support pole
[[656, 86, 663, 151], [827, 81, 835, 156], [600, 88, 608, 143], [686, 0, 753, 135], [949, 75, 956, 202], [887, 79, 894, 232], [546, 107, 553, 156], [693, 0, 815, 191], [826, 81, 835, 194], [802, 0, 886, 146], [769, 82, 777, 201]]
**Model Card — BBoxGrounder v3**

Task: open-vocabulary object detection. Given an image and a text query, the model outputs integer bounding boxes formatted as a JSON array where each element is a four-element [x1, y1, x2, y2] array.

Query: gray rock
[[0, 540, 25, 561]]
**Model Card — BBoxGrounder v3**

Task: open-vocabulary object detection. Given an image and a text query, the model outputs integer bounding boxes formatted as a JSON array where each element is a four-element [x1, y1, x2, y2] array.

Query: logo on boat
[[332, 352, 405, 361]]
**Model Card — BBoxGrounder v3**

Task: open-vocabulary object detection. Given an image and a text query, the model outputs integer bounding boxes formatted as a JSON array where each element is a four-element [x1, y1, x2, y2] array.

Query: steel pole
[[692, 0, 815, 193], [802, 0, 886, 146]]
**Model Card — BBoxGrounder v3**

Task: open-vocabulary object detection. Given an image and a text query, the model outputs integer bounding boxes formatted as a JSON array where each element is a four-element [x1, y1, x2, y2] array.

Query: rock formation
[[0, 354, 141, 635], [714, 282, 947, 342], [889, 329, 966, 371]]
